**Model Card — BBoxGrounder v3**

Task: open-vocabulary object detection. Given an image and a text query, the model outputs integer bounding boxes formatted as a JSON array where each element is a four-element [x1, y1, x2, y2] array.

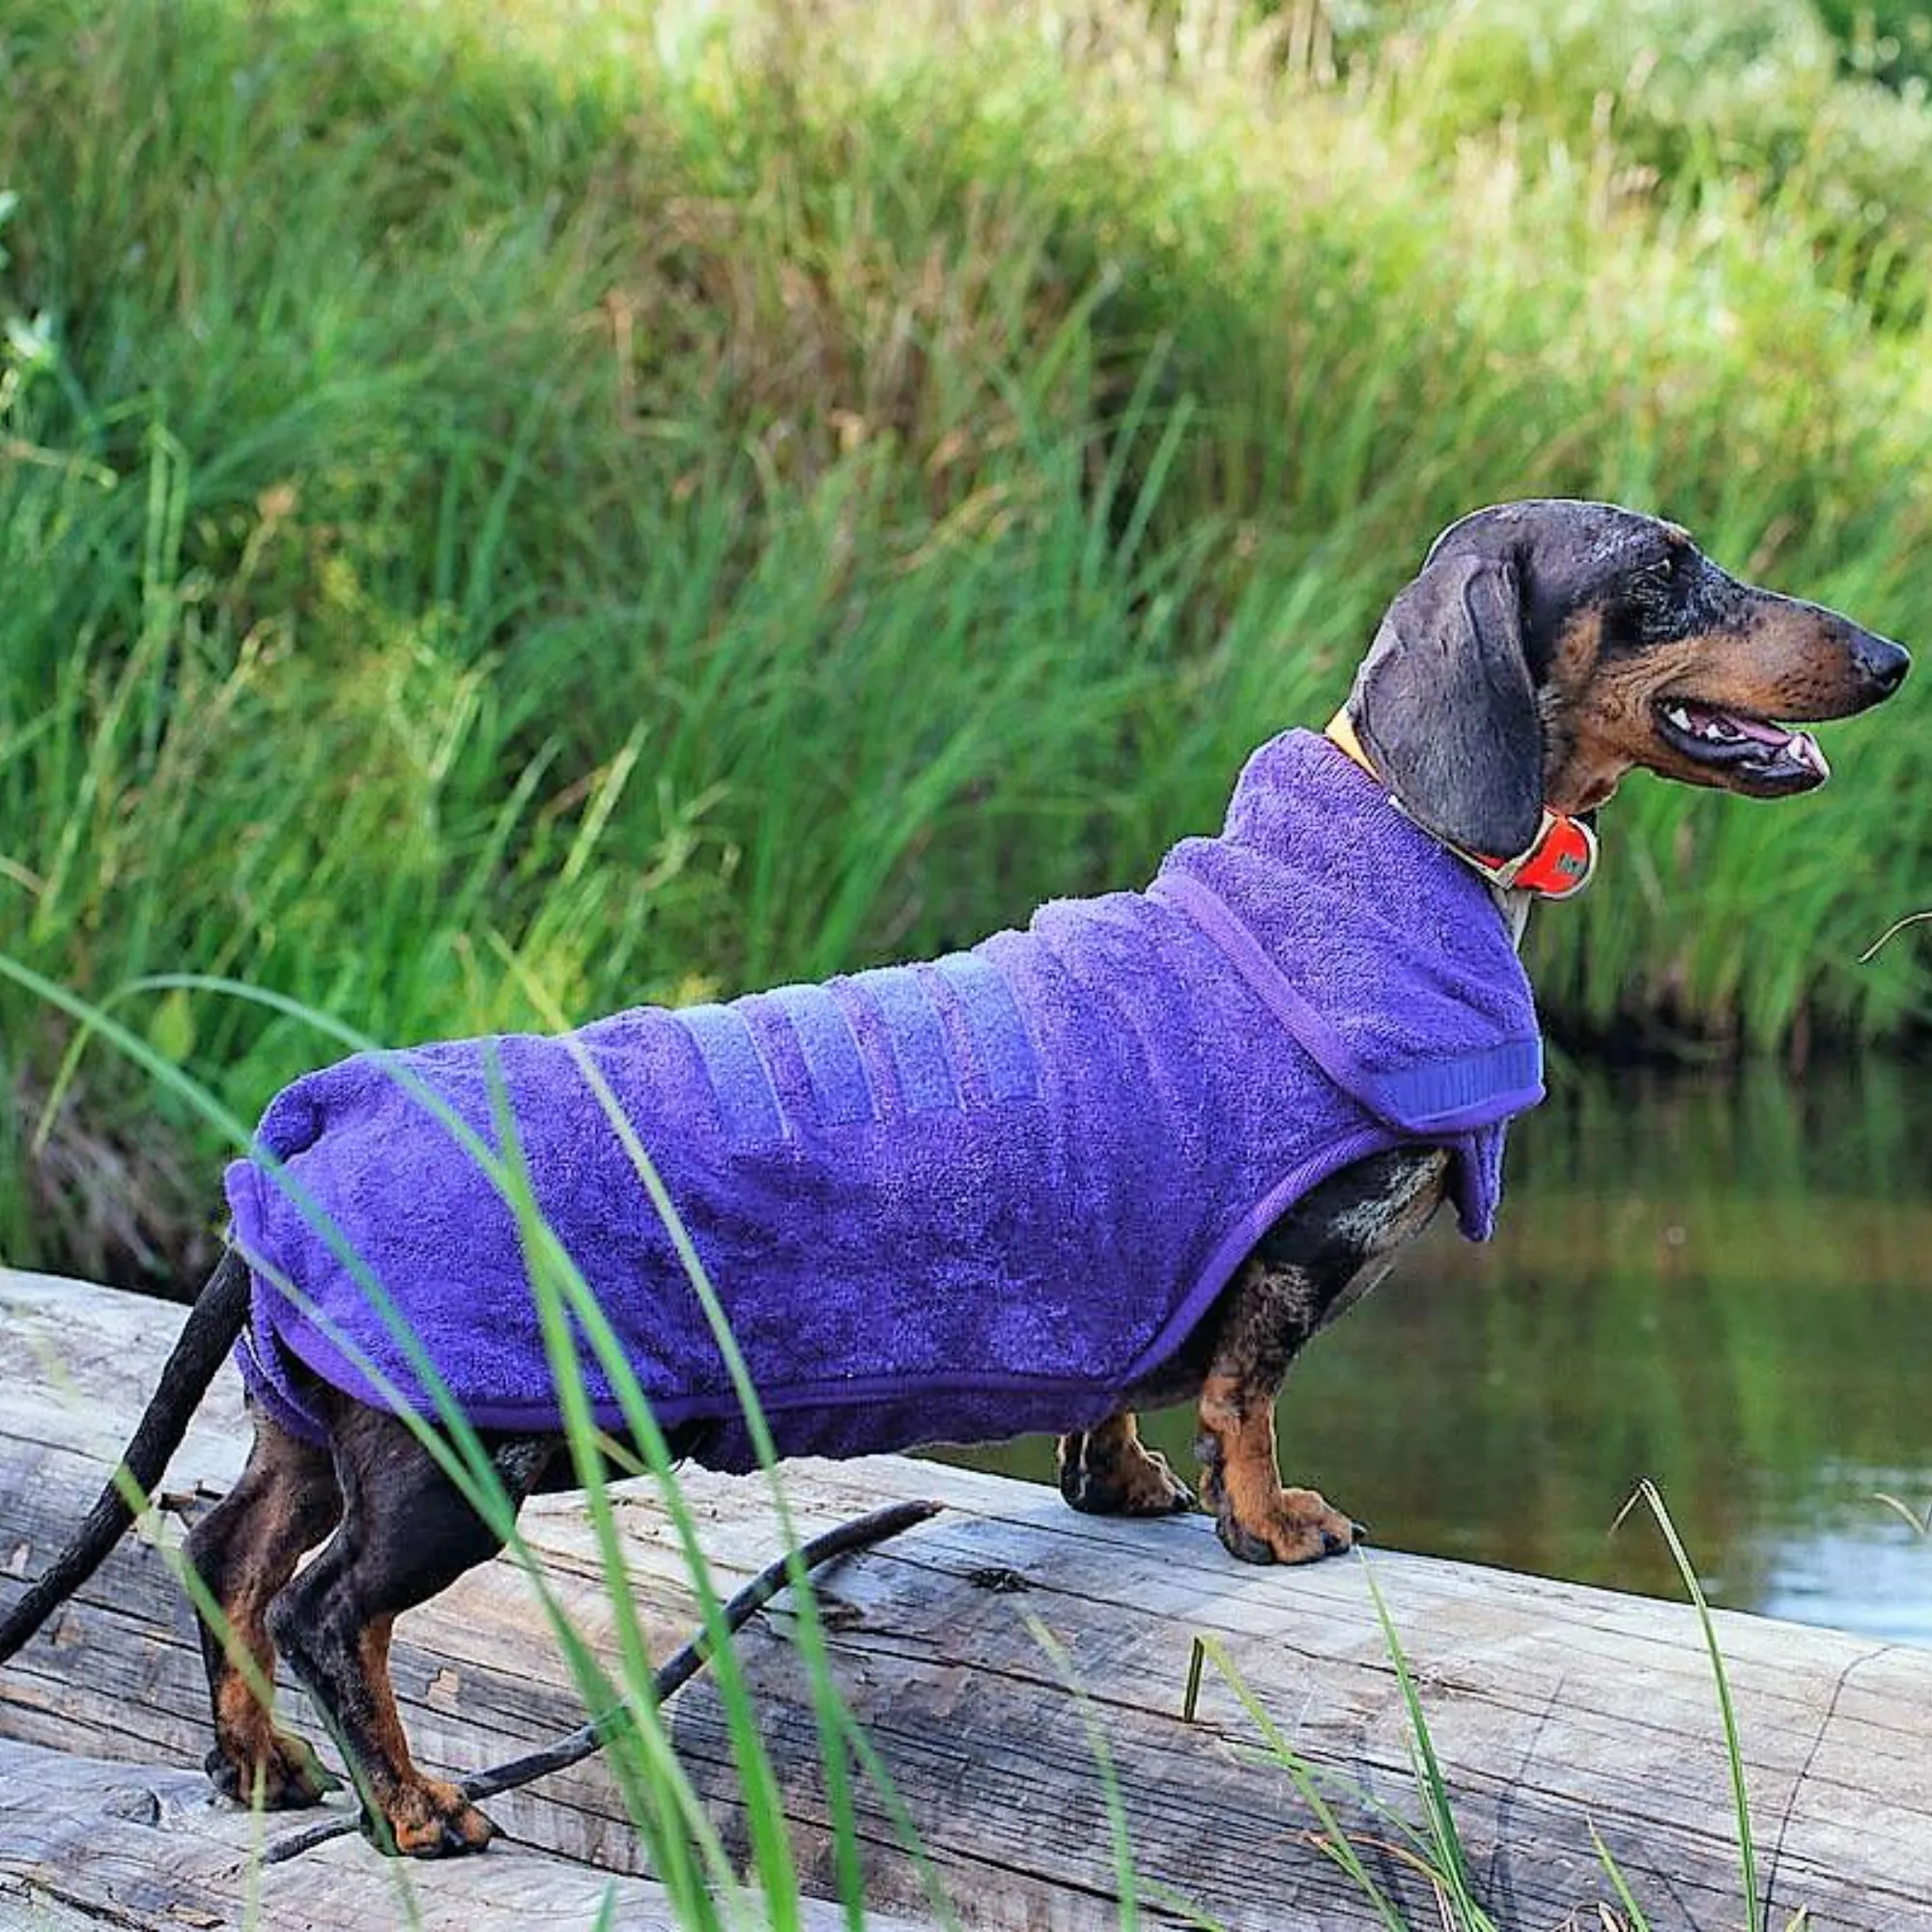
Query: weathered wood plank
[[0, 1738, 924, 1930], [4, 1268, 1931, 1930]]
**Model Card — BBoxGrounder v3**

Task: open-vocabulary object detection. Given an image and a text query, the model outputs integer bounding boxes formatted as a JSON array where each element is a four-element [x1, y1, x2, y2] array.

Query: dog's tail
[[0, 1247, 253, 1662]]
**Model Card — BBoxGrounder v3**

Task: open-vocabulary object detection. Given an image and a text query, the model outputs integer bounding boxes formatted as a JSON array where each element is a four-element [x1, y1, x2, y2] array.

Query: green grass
[[2, 0, 1929, 1282]]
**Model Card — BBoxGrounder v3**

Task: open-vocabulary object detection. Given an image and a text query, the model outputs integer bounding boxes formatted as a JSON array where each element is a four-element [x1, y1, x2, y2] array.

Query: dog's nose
[[1855, 630, 1911, 696]]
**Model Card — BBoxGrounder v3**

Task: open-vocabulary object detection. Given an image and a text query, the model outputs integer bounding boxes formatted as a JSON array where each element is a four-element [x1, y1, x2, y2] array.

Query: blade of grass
[[1616, 1479, 1762, 1932], [1194, 1634, 1408, 1930], [1026, 1615, 1144, 1931], [1356, 1558, 1498, 1932], [1589, 1821, 1653, 1932]]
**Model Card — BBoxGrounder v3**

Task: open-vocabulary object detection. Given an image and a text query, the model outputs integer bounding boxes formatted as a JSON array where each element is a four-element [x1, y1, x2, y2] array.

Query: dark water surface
[[937, 1063, 1932, 1642]]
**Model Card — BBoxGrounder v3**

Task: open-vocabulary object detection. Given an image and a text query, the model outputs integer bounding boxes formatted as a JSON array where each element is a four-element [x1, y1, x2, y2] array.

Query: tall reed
[[2, 0, 1927, 1286]]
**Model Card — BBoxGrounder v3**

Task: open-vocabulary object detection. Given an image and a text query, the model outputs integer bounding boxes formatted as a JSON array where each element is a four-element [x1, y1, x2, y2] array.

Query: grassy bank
[[2, 0, 1930, 1281]]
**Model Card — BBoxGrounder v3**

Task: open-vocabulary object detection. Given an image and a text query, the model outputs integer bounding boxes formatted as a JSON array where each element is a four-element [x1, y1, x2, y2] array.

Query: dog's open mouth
[[1655, 697, 1830, 785]]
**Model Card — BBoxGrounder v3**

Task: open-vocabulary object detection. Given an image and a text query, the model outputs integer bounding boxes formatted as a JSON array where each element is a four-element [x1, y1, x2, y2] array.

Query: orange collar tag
[[1322, 710, 1598, 901], [1473, 811, 1598, 898]]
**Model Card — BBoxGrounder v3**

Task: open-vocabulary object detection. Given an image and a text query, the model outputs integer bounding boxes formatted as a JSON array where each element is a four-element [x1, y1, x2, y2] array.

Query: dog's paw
[[1058, 1431, 1196, 1517], [205, 1734, 342, 1809], [1212, 1486, 1359, 1566], [1117, 1447, 1196, 1515], [368, 1776, 497, 1859]]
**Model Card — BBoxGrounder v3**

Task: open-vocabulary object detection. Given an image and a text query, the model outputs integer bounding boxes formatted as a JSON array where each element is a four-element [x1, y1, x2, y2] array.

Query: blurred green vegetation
[[2, 0, 1930, 1282]]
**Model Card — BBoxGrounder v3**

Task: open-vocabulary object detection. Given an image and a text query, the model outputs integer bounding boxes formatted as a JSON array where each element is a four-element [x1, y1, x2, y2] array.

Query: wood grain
[[0, 1738, 924, 1929]]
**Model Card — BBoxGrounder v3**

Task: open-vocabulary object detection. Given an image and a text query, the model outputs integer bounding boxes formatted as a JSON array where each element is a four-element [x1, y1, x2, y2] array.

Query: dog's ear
[[1350, 549, 1544, 861]]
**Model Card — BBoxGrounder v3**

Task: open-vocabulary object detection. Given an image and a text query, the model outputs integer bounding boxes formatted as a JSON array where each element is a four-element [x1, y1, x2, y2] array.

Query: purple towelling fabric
[[228, 730, 1545, 1470]]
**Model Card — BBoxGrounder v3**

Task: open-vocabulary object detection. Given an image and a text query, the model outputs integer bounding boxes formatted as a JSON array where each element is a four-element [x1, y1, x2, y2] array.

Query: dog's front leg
[[1195, 1368, 1358, 1565], [1192, 1255, 1358, 1565]]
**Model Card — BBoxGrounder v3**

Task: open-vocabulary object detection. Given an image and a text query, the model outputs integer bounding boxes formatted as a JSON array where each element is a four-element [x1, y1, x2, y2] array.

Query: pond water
[[937, 1061, 1932, 1643]]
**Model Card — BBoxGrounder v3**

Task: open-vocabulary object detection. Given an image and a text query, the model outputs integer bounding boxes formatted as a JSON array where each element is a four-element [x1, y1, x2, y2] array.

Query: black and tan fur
[[0, 500, 1908, 1856]]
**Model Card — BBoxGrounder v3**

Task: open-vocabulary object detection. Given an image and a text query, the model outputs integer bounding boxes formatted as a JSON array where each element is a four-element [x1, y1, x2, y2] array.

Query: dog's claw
[[1212, 1486, 1362, 1565], [414, 1810, 497, 1860], [362, 1778, 498, 1858]]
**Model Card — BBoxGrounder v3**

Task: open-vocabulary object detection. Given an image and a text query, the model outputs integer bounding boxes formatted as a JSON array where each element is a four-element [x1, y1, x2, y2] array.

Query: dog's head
[[1346, 499, 1911, 863]]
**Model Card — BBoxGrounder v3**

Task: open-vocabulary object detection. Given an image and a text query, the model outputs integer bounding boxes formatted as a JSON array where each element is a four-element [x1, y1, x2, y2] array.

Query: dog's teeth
[[1667, 705, 1692, 730], [1701, 723, 1725, 741]]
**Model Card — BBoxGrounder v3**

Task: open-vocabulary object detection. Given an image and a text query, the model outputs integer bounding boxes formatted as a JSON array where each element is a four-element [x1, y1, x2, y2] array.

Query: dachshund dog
[[0, 500, 1909, 1857]]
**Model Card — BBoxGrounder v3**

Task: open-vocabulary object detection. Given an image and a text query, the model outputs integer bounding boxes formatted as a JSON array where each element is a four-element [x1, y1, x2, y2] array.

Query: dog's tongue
[[1688, 701, 1831, 780], [1728, 713, 1830, 779]]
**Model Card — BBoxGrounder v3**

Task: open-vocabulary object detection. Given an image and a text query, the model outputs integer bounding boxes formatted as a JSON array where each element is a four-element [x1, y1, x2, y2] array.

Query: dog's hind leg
[[185, 1411, 344, 1807], [1057, 1410, 1194, 1515], [265, 1403, 552, 1857]]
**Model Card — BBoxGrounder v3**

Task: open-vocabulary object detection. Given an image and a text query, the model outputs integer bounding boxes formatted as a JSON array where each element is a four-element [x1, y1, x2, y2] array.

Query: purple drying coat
[[228, 730, 1544, 1469]]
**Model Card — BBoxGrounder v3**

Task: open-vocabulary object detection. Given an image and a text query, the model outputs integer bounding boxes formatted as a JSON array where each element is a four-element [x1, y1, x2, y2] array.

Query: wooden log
[[0, 1737, 911, 1931], [4, 1267, 1931, 1930]]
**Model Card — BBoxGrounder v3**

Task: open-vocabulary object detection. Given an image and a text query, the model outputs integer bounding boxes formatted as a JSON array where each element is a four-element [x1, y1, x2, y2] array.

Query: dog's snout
[[1855, 629, 1911, 696]]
